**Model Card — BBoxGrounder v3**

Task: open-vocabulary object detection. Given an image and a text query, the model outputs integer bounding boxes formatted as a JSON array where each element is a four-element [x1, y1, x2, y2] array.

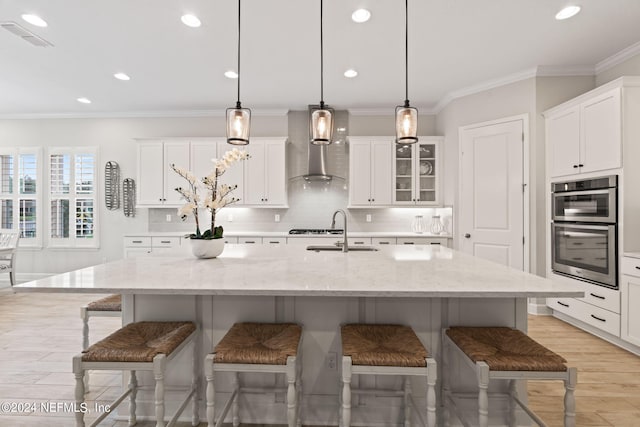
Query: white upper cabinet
[[243, 138, 287, 207], [547, 87, 621, 178], [137, 140, 190, 206], [215, 141, 246, 205], [393, 137, 442, 206], [348, 138, 393, 207]]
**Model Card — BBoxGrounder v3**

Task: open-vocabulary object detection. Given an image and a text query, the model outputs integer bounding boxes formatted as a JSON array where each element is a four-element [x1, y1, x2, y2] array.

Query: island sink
[[306, 245, 378, 252]]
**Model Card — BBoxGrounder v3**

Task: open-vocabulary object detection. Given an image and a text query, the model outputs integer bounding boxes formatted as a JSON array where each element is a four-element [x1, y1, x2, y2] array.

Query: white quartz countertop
[[15, 245, 582, 298], [126, 231, 453, 238]]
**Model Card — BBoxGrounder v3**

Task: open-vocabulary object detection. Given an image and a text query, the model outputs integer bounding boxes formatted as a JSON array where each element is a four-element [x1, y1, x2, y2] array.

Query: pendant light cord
[[320, 0, 325, 106], [236, 0, 242, 108], [404, 0, 409, 106]]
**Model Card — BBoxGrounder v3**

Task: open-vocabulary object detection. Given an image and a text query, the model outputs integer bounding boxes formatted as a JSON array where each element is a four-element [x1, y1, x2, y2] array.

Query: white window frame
[[0, 147, 43, 248], [47, 147, 100, 249]]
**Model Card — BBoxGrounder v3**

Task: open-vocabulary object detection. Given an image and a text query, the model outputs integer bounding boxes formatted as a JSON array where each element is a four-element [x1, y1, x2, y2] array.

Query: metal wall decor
[[123, 178, 136, 217], [104, 161, 120, 210]]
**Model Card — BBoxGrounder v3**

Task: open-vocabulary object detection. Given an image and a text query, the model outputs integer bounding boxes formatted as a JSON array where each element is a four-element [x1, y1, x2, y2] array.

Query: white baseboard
[[527, 300, 552, 315]]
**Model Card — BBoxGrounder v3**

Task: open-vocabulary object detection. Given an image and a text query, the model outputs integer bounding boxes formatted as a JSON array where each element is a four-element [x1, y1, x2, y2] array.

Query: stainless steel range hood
[[304, 143, 332, 182]]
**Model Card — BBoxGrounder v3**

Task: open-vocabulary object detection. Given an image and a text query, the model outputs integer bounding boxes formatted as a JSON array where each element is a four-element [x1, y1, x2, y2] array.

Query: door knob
[[464, 233, 471, 238]]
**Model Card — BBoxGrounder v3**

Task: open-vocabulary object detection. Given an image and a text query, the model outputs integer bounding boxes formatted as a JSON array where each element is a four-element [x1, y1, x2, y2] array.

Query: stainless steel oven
[[551, 175, 618, 289]]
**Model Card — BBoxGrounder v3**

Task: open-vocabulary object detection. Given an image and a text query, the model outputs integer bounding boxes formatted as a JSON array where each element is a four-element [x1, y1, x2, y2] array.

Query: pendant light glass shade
[[395, 104, 418, 145], [310, 0, 333, 145], [226, 104, 251, 145], [310, 103, 334, 145], [227, 0, 251, 145], [395, 0, 418, 145]]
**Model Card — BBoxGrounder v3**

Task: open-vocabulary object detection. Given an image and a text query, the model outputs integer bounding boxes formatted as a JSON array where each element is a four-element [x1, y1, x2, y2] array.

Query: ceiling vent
[[1, 21, 54, 47]]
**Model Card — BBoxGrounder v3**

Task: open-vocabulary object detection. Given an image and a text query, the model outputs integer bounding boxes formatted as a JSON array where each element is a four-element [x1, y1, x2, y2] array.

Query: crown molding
[[0, 108, 289, 120], [536, 65, 595, 76], [595, 40, 640, 74]]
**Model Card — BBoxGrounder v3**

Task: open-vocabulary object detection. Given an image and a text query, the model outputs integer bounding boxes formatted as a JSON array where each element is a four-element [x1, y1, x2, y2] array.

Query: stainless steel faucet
[[331, 209, 348, 252]]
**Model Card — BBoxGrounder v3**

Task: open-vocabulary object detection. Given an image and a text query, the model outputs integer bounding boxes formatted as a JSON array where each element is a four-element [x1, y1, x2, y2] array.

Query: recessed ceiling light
[[77, 97, 91, 104], [114, 73, 130, 81], [224, 70, 239, 79], [344, 69, 358, 78], [21, 14, 48, 27], [181, 14, 201, 28], [351, 9, 371, 23], [555, 5, 581, 20]]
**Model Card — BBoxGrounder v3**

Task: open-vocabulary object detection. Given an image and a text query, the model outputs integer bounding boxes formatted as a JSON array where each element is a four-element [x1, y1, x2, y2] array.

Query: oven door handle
[[553, 223, 612, 232], [553, 188, 612, 198]]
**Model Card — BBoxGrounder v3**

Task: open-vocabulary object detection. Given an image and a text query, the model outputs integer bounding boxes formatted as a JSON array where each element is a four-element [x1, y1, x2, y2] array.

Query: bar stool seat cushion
[[82, 321, 196, 363], [214, 322, 302, 365], [87, 294, 122, 311], [446, 326, 567, 372], [341, 324, 428, 367]]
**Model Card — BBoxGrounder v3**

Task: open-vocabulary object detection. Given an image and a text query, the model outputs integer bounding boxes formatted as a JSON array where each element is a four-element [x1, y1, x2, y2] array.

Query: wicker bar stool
[[340, 324, 437, 427], [80, 294, 122, 391], [72, 321, 199, 427], [443, 326, 577, 427], [205, 322, 303, 427]]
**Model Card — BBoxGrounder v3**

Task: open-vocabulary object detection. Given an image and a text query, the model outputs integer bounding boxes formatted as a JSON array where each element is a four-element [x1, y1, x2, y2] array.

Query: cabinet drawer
[[264, 237, 286, 245], [223, 237, 239, 244], [397, 237, 447, 246], [372, 237, 396, 245], [622, 257, 640, 278], [239, 237, 263, 244], [151, 236, 181, 248], [348, 237, 372, 246], [549, 297, 620, 337], [579, 282, 620, 314], [124, 237, 151, 247]]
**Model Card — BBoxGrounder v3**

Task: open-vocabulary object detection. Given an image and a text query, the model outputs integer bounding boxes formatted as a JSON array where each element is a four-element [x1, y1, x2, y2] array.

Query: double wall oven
[[551, 175, 618, 289]]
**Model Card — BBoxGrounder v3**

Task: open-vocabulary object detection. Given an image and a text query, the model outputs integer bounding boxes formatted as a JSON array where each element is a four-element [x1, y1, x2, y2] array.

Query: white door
[[459, 118, 525, 270]]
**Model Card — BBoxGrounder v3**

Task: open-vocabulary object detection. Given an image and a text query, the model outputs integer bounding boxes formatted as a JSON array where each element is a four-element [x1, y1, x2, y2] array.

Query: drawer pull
[[132, 240, 143, 244], [160, 240, 171, 244], [354, 241, 365, 245], [590, 314, 606, 323], [636, 266, 640, 270], [557, 301, 570, 308], [269, 241, 280, 244], [589, 293, 605, 300], [430, 242, 441, 245], [403, 242, 415, 245], [379, 241, 390, 245], [245, 241, 256, 244]]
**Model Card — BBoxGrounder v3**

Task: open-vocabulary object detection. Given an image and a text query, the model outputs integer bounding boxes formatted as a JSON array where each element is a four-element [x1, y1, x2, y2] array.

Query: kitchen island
[[14, 244, 582, 426]]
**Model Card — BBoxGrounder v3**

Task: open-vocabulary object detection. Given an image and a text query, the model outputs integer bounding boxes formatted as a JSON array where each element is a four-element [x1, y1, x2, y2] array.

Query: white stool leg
[[341, 356, 352, 427], [508, 379, 517, 427], [404, 376, 412, 427], [80, 307, 90, 392], [153, 354, 167, 427], [426, 358, 437, 427], [442, 336, 451, 427], [232, 372, 240, 427], [205, 354, 216, 426], [477, 362, 490, 427], [191, 337, 199, 427], [296, 352, 303, 427], [129, 370, 138, 426], [286, 356, 297, 427], [72, 355, 85, 427], [564, 367, 577, 427]]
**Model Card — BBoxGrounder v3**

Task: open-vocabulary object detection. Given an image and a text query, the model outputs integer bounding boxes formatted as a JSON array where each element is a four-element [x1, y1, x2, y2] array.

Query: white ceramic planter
[[190, 238, 225, 259]]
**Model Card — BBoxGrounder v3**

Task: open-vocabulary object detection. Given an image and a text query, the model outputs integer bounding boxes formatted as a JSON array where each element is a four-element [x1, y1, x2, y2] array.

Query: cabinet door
[[216, 141, 245, 205], [547, 106, 580, 177], [264, 140, 287, 206], [164, 142, 190, 205], [394, 144, 415, 204], [370, 141, 392, 205], [580, 88, 621, 174], [349, 141, 373, 206], [243, 142, 266, 205], [416, 141, 438, 204], [622, 274, 640, 347], [137, 142, 164, 205], [191, 141, 218, 184]]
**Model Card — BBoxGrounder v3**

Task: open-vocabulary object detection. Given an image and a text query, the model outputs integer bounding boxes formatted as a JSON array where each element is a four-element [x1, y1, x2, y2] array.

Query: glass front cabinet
[[393, 137, 442, 206]]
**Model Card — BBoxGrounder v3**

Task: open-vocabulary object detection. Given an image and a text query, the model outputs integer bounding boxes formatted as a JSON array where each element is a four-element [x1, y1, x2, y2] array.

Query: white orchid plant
[[171, 148, 249, 239]]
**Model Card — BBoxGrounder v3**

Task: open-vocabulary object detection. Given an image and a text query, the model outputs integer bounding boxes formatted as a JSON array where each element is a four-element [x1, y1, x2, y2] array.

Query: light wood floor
[[1, 289, 639, 426]]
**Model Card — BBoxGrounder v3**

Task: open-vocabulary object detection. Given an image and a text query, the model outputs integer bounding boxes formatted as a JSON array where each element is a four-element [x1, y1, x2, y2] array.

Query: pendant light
[[226, 0, 251, 145], [310, 0, 334, 145], [395, 0, 418, 145]]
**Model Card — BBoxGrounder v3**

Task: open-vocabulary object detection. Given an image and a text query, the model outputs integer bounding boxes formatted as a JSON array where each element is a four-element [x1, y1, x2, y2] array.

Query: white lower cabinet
[[238, 237, 262, 245], [372, 237, 396, 245], [397, 237, 448, 247], [621, 257, 640, 346], [124, 236, 182, 258], [548, 295, 620, 337]]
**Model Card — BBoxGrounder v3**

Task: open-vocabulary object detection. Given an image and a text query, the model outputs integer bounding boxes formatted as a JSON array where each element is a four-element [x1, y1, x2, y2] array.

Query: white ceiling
[[2, 0, 640, 116]]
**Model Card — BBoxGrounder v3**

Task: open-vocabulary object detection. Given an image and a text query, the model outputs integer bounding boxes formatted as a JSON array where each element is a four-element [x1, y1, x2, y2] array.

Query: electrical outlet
[[366, 214, 372, 222], [327, 351, 337, 370], [227, 214, 233, 222], [275, 214, 280, 222], [165, 214, 172, 222]]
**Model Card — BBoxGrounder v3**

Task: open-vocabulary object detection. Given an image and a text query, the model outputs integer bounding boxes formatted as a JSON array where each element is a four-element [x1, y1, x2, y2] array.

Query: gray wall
[[597, 51, 640, 86]]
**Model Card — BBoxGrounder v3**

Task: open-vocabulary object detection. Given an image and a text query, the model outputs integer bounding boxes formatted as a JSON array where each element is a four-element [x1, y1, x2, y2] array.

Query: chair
[[443, 326, 577, 427], [340, 324, 437, 427], [205, 322, 303, 427], [0, 228, 19, 287], [73, 321, 199, 427], [80, 294, 122, 391]]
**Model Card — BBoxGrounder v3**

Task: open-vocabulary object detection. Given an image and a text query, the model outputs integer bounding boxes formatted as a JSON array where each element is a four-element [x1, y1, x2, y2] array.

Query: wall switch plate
[[165, 214, 172, 222], [275, 214, 280, 222], [327, 351, 337, 370], [366, 214, 372, 222], [227, 214, 233, 222]]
